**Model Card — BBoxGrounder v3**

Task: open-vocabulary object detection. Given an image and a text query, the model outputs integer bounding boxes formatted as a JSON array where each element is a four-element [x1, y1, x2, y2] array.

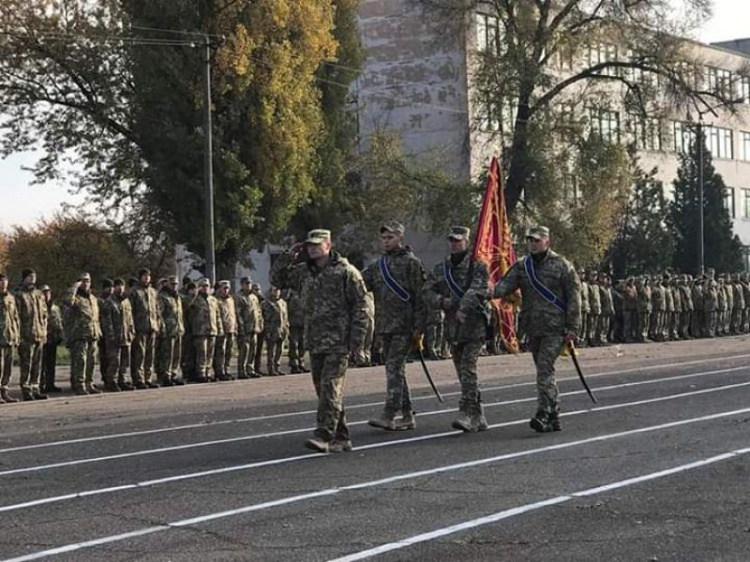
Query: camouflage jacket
[[424, 252, 491, 344], [679, 285, 693, 312], [493, 251, 581, 338], [262, 298, 289, 340], [664, 286, 675, 313], [271, 251, 369, 355], [587, 283, 601, 315], [580, 282, 590, 314], [216, 293, 238, 335], [235, 290, 263, 336], [636, 286, 652, 313], [180, 292, 194, 336], [101, 294, 135, 346], [691, 285, 703, 311], [63, 287, 102, 342], [743, 282, 750, 308], [651, 285, 665, 312], [723, 284, 733, 310], [622, 285, 638, 311], [46, 302, 64, 345], [158, 289, 185, 338], [0, 291, 20, 347], [733, 283, 745, 310], [362, 248, 426, 335], [599, 286, 614, 315], [188, 293, 223, 337], [717, 285, 728, 311], [15, 284, 47, 343], [703, 284, 718, 312], [284, 288, 305, 328], [129, 282, 160, 335]]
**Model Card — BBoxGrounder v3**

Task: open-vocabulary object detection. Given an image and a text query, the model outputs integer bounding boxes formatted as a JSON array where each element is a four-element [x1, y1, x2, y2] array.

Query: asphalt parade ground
[[1, 337, 750, 562]]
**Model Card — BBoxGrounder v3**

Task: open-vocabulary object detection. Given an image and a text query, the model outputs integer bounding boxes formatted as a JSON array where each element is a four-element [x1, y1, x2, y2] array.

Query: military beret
[[21, 268, 35, 279], [380, 220, 405, 235], [101, 278, 114, 289], [40, 284, 50, 292], [79, 272, 92, 281], [305, 229, 332, 244], [448, 226, 471, 241], [525, 226, 550, 240], [137, 268, 151, 278]]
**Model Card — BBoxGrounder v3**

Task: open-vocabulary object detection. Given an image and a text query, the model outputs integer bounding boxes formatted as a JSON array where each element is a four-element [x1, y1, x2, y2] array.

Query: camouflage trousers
[[181, 331, 196, 380], [679, 311, 692, 338], [18, 341, 43, 392], [310, 353, 349, 442], [381, 334, 413, 417], [636, 310, 650, 341], [622, 310, 635, 341], [691, 310, 703, 337], [704, 310, 717, 337], [528, 335, 564, 415], [70, 339, 97, 390], [156, 335, 181, 382], [586, 314, 600, 344], [451, 339, 483, 414], [288, 325, 305, 369], [237, 334, 259, 377], [105, 344, 131, 385], [194, 336, 216, 379], [731, 308, 742, 334], [265, 337, 283, 372], [41, 343, 58, 391], [0, 345, 14, 390], [213, 333, 236, 378], [131, 332, 156, 385], [99, 337, 108, 380], [598, 314, 611, 343], [425, 321, 443, 358]]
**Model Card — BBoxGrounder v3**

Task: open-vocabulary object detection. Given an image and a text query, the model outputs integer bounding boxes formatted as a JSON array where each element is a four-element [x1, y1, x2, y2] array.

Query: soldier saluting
[[491, 226, 581, 433]]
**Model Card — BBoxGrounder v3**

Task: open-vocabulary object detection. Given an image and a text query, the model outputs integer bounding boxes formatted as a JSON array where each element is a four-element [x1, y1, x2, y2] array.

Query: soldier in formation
[[261, 285, 289, 376]]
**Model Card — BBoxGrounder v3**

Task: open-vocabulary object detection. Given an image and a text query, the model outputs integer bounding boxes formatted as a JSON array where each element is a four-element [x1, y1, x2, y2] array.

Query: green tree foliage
[[4, 213, 175, 298], [608, 153, 674, 278], [669, 127, 744, 274]]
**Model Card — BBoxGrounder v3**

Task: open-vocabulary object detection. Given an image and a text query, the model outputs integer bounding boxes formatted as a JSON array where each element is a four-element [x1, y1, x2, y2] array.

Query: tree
[[0, 0, 344, 271], [419, 0, 748, 213], [4, 213, 175, 298], [608, 152, 674, 278], [669, 127, 743, 274]]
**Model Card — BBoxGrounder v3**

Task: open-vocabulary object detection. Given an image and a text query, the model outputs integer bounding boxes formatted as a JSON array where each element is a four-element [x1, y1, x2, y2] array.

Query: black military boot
[[530, 410, 554, 433]]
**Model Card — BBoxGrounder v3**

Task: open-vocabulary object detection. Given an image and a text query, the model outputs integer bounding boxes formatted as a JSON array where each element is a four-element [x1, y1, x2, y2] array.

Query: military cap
[[40, 284, 50, 292], [79, 272, 92, 281], [182, 275, 192, 286], [380, 220, 405, 235], [101, 278, 114, 289], [167, 275, 179, 285], [448, 226, 470, 241], [218, 280, 231, 289], [240, 276, 252, 285], [127, 277, 139, 288], [113, 278, 125, 286], [0, 273, 7, 280], [198, 277, 211, 287], [186, 282, 196, 290], [305, 229, 331, 244], [525, 226, 550, 240], [137, 268, 151, 278], [21, 268, 35, 279]]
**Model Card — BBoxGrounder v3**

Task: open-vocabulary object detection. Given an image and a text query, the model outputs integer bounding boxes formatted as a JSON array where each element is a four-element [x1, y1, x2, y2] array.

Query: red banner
[[471, 156, 519, 353]]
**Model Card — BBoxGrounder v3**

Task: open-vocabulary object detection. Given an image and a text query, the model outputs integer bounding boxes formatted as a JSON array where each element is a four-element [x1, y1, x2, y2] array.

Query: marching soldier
[[156, 276, 185, 386], [214, 280, 238, 381], [64, 273, 103, 395], [236, 277, 264, 379], [425, 226, 491, 433], [0, 273, 20, 403], [492, 226, 581, 433], [129, 268, 160, 388], [362, 221, 426, 432], [15, 268, 48, 400], [272, 229, 369, 453]]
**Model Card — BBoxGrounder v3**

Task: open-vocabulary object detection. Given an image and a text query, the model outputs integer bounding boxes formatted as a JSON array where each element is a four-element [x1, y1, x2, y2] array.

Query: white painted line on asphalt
[[0, 368, 748, 480], [329, 449, 747, 561], [2, 353, 748, 455], [4, 405, 750, 562]]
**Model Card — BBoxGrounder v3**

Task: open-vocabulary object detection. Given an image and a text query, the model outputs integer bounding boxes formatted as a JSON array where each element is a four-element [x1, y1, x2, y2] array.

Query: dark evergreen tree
[[669, 127, 743, 274]]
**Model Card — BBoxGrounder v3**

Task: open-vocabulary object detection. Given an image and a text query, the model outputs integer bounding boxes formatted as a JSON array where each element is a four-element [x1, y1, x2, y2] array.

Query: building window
[[741, 132, 750, 161], [626, 115, 661, 151], [673, 121, 694, 153], [706, 66, 733, 98], [705, 126, 734, 159], [725, 187, 736, 219], [741, 76, 750, 104], [590, 109, 620, 143], [476, 13, 500, 53], [742, 188, 750, 219]]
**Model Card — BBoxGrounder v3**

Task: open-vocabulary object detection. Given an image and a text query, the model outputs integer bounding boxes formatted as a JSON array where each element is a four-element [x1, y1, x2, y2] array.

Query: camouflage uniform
[[742, 274, 750, 333], [716, 280, 727, 336], [635, 278, 652, 342], [362, 238, 426, 427], [188, 283, 223, 382], [598, 279, 613, 344], [358, 291, 375, 367], [285, 287, 307, 372], [732, 275, 744, 335], [101, 290, 135, 388], [271, 232, 369, 447], [424, 230, 491, 428], [63, 282, 102, 392], [664, 279, 676, 340], [15, 281, 48, 396], [236, 285, 264, 379], [262, 295, 289, 375], [156, 283, 184, 385], [691, 280, 704, 337], [493, 243, 581, 421], [214, 285, 238, 380], [579, 274, 589, 347], [0, 287, 20, 399], [622, 280, 637, 342], [129, 281, 160, 385], [425, 305, 445, 359], [678, 277, 693, 339], [180, 285, 197, 380], [703, 280, 718, 337], [586, 276, 601, 346], [650, 280, 665, 341], [41, 294, 64, 393]]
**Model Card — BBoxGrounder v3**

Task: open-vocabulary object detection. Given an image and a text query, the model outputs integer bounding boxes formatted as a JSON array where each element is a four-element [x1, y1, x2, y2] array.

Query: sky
[[0, 0, 748, 231]]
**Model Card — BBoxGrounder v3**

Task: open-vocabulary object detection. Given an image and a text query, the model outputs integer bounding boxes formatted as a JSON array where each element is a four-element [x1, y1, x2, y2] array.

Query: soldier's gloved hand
[[412, 332, 424, 351], [288, 242, 303, 257]]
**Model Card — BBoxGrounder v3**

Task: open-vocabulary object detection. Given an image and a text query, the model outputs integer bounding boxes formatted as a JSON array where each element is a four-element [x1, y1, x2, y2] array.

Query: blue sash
[[523, 256, 567, 312], [443, 262, 466, 300], [378, 256, 411, 302]]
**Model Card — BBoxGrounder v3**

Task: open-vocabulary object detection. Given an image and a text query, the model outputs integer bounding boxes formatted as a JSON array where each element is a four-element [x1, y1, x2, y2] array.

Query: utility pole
[[203, 34, 216, 283]]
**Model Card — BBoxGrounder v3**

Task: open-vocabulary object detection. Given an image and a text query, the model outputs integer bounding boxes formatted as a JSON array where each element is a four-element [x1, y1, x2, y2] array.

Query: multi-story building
[[357, 1, 750, 265]]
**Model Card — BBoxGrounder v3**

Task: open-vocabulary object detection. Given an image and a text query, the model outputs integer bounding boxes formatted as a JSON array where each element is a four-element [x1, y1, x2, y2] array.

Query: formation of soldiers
[[0, 267, 304, 402]]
